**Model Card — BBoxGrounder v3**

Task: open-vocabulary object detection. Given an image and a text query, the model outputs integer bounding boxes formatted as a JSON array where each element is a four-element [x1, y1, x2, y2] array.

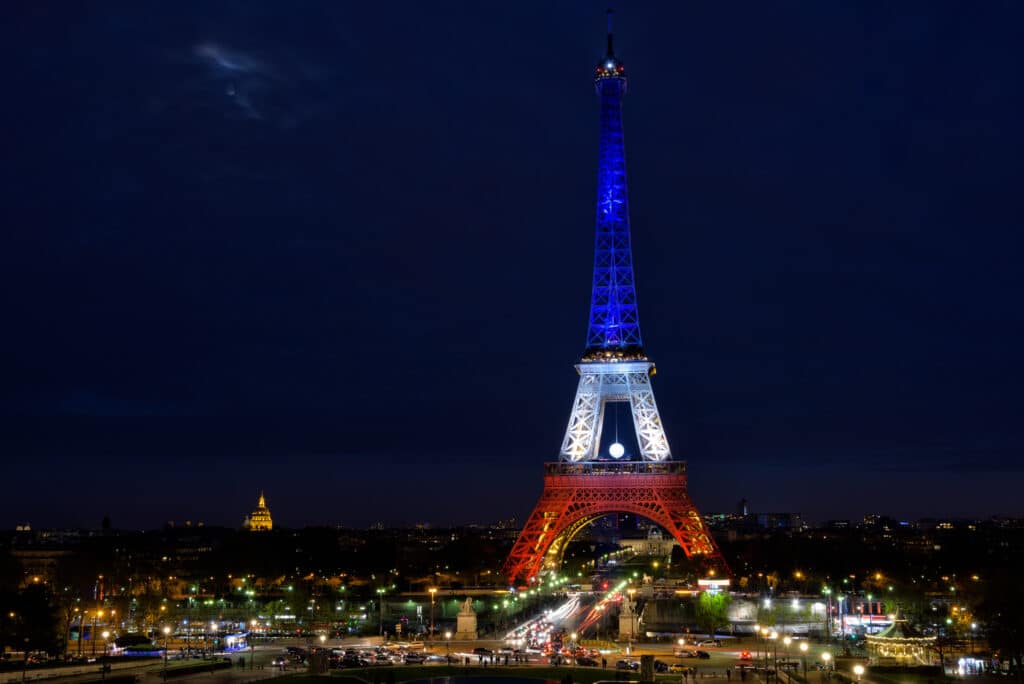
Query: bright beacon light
[[609, 442, 625, 458]]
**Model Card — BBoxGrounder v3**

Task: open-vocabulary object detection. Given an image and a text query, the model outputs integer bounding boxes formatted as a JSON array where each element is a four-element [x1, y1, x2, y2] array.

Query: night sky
[[3, 2, 1023, 530]]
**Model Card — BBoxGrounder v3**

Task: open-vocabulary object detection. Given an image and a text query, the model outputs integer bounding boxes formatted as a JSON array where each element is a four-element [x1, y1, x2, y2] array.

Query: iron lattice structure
[[504, 464, 722, 583], [503, 18, 728, 585], [586, 43, 640, 356]]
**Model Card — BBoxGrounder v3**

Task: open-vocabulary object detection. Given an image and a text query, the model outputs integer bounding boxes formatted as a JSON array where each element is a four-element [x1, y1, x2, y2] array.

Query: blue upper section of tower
[[583, 14, 645, 362]]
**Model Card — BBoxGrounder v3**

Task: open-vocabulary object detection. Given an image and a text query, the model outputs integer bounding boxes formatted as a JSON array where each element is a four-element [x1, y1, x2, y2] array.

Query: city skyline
[[3, 4, 1023, 529]]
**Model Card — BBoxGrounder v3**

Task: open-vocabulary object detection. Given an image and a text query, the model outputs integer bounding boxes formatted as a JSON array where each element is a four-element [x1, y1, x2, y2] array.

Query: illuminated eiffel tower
[[503, 14, 727, 584]]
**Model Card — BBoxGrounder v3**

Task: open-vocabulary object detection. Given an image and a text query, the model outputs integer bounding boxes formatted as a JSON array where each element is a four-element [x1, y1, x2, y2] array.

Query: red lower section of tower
[[503, 462, 728, 584]]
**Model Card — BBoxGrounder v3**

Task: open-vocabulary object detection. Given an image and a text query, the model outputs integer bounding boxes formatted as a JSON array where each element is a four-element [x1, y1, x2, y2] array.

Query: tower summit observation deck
[[502, 13, 727, 584]]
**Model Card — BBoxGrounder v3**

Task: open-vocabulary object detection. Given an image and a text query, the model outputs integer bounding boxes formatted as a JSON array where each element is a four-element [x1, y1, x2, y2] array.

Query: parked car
[[654, 660, 670, 673], [669, 663, 694, 674]]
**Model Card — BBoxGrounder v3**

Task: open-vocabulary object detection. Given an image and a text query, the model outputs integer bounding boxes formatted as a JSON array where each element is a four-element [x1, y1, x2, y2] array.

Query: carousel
[[866, 617, 936, 665]]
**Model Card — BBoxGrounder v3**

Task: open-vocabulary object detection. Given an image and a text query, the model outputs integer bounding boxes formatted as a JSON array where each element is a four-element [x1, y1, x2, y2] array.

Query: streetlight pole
[[821, 652, 831, 683], [626, 588, 637, 656], [377, 589, 386, 639], [91, 611, 102, 656], [445, 631, 451, 664], [769, 631, 778, 684], [853, 664, 864, 683], [429, 588, 437, 644], [101, 631, 110, 681], [249, 619, 257, 671], [800, 641, 808, 679], [162, 626, 170, 680]]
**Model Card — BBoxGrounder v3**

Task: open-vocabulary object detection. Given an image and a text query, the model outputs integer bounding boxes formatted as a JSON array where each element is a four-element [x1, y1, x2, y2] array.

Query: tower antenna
[[606, 8, 615, 57]]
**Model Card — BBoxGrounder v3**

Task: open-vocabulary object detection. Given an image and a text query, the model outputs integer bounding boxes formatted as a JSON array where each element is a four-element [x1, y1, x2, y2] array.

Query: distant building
[[243, 492, 273, 531], [619, 527, 677, 557]]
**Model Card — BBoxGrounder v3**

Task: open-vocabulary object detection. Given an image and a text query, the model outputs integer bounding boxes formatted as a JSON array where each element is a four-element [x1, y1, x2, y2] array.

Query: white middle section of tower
[[559, 361, 671, 462]]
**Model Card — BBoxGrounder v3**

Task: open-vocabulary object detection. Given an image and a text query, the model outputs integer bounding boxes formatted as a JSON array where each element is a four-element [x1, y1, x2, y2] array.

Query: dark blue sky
[[2, 2, 1022, 529]]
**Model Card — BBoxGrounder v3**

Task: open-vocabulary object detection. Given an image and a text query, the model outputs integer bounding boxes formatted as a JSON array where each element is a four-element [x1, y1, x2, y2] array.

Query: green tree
[[978, 576, 1024, 683], [695, 592, 732, 639]]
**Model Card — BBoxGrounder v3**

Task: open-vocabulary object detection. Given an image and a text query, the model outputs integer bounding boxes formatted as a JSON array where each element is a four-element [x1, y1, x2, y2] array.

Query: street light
[[91, 611, 103, 656], [376, 589, 387, 638], [162, 626, 171, 680], [853, 664, 865, 682], [626, 588, 637, 655], [100, 631, 110, 681], [783, 636, 792, 675], [570, 632, 577, 667], [249, 619, 257, 671], [444, 631, 451, 663], [821, 652, 831, 683], [209, 622, 217, 655], [22, 638, 29, 684], [429, 588, 437, 643], [799, 641, 808, 678]]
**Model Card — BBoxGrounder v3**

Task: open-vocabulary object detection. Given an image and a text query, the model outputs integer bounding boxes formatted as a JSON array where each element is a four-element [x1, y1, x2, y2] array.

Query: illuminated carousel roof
[[867, 619, 934, 643]]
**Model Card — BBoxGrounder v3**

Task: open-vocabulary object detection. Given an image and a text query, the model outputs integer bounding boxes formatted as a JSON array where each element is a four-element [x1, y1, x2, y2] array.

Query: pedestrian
[[727, 669, 731, 681], [602, 657, 607, 669]]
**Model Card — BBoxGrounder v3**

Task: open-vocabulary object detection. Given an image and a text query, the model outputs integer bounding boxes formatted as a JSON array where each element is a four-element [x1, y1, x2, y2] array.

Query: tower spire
[[606, 8, 615, 57], [587, 16, 641, 361]]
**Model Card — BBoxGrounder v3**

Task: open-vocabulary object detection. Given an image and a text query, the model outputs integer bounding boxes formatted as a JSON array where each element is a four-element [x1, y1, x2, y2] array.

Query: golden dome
[[244, 491, 273, 531]]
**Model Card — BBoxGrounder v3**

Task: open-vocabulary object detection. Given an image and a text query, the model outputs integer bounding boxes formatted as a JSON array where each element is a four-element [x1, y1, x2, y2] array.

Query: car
[[403, 653, 426, 664], [473, 647, 493, 656], [576, 656, 598, 667], [677, 649, 698, 658], [739, 651, 753, 661], [272, 656, 288, 669], [339, 656, 370, 668], [697, 639, 722, 647], [616, 659, 640, 671], [669, 664, 694, 674], [696, 651, 711, 659], [654, 660, 670, 673]]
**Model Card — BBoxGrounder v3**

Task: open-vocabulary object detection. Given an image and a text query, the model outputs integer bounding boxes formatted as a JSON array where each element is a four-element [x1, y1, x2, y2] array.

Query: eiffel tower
[[502, 14, 728, 584]]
